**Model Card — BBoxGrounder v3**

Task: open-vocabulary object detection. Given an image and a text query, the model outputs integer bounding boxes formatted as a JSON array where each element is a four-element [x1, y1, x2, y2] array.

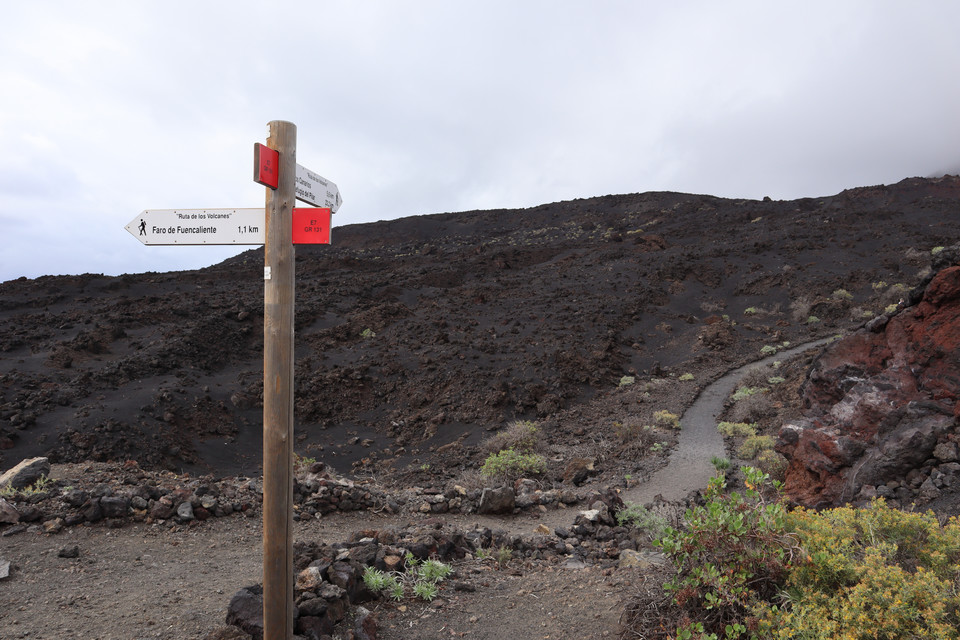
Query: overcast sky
[[2, 1, 959, 282]]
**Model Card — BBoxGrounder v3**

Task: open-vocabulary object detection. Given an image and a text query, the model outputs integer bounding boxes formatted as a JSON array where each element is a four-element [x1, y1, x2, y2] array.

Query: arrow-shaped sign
[[295, 164, 342, 212], [125, 209, 265, 245], [126, 207, 332, 245]]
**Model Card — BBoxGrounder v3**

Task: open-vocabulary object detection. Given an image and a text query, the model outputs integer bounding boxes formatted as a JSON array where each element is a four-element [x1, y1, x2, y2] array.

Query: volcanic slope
[[1, 176, 958, 482]]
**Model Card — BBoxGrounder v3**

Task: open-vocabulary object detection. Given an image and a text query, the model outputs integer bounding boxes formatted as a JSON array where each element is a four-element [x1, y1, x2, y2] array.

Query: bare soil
[[1, 494, 636, 640]]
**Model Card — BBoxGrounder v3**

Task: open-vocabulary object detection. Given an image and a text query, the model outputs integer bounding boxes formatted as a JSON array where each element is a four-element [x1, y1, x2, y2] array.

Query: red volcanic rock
[[778, 264, 960, 508]]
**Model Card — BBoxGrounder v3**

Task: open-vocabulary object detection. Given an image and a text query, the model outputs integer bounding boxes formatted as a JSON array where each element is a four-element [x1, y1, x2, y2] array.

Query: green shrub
[[731, 386, 765, 402], [744, 307, 759, 316], [480, 448, 546, 482], [760, 345, 779, 356], [293, 454, 317, 473], [871, 280, 888, 291], [756, 450, 787, 482], [477, 545, 514, 568], [655, 468, 797, 639], [412, 581, 439, 601], [932, 245, 945, 255], [363, 566, 392, 592], [363, 557, 453, 603], [360, 327, 376, 339], [613, 422, 659, 453], [831, 288, 853, 301], [616, 502, 668, 539], [634, 477, 960, 640], [619, 375, 636, 387], [767, 376, 786, 385], [416, 559, 452, 583], [483, 420, 539, 453], [679, 373, 695, 381], [806, 315, 820, 324], [710, 456, 731, 473], [654, 409, 681, 429], [717, 421, 757, 437], [0, 475, 52, 498], [738, 435, 775, 459]]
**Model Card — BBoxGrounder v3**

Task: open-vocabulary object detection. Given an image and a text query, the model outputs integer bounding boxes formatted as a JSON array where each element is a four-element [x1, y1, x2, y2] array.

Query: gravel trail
[[621, 338, 834, 506]]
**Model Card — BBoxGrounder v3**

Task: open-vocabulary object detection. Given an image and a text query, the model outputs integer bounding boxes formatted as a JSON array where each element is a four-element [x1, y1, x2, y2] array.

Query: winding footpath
[[622, 337, 836, 506]]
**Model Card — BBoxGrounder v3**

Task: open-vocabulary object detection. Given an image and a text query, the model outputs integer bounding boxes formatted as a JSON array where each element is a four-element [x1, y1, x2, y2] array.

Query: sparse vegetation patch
[[731, 386, 765, 402], [480, 448, 546, 483], [717, 421, 757, 437], [738, 434, 775, 459], [654, 409, 681, 429]]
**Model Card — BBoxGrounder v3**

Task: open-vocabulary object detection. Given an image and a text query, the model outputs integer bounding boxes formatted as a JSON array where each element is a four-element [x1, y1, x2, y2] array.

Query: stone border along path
[[620, 337, 837, 506]]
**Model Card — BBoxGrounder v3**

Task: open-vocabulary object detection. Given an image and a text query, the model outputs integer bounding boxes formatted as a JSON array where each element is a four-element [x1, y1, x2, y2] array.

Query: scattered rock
[[934, 442, 959, 463], [0, 497, 19, 524], [478, 487, 515, 514], [177, 501, 195, 521], [353, 606, 378, 640], [225, 585, 264, 640], [43, 518, 64, 534], [563, 458, 596, 486], [296, 566, 325, 592], [100, 496, 130, 519], [0, 461, 583, 535], [0, 457, 50, 490]]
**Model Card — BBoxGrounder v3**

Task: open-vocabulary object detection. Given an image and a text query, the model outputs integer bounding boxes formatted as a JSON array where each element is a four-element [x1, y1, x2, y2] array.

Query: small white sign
[[295, 164, 342, 212], [125, 209, 265, 245]]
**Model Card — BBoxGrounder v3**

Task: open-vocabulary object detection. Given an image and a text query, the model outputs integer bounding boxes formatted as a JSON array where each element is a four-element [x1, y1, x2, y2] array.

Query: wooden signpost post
[[262, 120, 297, 640], [127, 120, 339, 639]]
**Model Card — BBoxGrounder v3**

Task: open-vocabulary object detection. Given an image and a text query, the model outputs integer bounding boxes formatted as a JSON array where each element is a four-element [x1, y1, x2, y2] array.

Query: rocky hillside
[[1, 176, 959, 485]]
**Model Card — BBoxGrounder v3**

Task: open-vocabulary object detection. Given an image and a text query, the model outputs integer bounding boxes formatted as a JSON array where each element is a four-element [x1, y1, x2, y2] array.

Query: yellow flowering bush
[[737, 435, 774, 459], [755, 501, 960, 639], [717, 421, 757, 437], [654, 409, 681, 429]]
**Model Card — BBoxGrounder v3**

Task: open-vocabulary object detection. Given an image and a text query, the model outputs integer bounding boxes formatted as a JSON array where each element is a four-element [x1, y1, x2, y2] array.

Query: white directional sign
[[125, 208, 265, 245], [295, 164, 342, 212]]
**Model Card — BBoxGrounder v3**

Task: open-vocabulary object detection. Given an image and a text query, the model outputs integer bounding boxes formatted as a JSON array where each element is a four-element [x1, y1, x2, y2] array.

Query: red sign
[[292, 208, 331, 244], [254, 143, 279, 189]]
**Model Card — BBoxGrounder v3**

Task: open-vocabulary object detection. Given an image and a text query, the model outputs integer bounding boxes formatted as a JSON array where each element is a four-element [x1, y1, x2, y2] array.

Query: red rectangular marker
[[254, 142, 279, 189], [292, 208, 331, 244]]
